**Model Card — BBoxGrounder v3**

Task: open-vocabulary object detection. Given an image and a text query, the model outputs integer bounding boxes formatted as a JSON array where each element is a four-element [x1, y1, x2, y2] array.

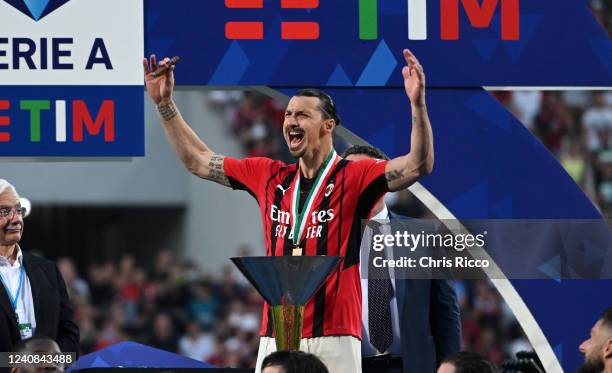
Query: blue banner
[[145, 0, 612, 87]]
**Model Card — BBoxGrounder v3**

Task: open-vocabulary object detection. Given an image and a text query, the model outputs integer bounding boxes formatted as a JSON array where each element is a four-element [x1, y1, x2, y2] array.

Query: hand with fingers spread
[[382, 48, 433, 191], [401, 49, 426, 107], [143, 54, 175, 105]]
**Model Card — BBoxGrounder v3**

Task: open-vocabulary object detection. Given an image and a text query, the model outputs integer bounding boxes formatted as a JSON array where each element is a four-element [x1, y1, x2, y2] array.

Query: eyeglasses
[[0, 207, 26, 218]]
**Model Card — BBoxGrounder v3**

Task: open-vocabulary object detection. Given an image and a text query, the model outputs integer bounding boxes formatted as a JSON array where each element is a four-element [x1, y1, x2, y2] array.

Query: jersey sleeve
[[223, 156, 284, 200], [348, 158, 390, 218], [352, 158, 390, 194]]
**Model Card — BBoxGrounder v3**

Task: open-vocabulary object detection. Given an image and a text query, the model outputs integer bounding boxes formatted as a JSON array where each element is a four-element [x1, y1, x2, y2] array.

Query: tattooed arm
[[385, 49, 434, 192], [143, 55, 230, 186], [156, 100, 230, 186]]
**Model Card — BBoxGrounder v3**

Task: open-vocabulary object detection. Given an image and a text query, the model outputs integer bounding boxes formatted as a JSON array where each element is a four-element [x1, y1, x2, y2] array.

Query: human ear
[[604, 338, 612, 359]]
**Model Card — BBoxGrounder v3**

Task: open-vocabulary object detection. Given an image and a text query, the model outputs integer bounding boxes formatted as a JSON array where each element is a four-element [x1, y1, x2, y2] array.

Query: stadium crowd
[[58, 245, 530, 368], [492, 90, 612, 217], [60, 248, 262, 368]]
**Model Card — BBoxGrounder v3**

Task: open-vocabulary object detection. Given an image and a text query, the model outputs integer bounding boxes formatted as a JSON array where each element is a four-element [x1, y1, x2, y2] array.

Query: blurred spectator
[[152, 249, 173, 282], [146, 313, 179, 353], [88, 263, 114, 307], [560, 141, 588, 186], [511, 91, 542, 131], [457, 280, 527, 366], [227, 301, 259, 334], [187, 282, 218, 330], [583, 92, 612, 154], [596, 149, 612, 212], [57, 257, 90, 305], [95, 319, 125, 350], [178, 320, 216, 361], [533, 92, 571, 155]]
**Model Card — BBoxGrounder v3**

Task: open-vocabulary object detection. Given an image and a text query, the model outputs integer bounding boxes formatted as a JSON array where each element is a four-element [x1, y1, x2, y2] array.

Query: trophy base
[[271, 305, 305, 351]]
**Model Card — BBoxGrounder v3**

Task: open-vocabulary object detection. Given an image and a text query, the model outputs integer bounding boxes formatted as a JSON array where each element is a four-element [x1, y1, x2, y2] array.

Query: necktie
[[367, 221, 394, 353]]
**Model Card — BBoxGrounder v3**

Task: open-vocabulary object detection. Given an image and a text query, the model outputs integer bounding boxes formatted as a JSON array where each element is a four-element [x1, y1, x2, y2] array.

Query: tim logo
[[3, 0, 71, 21], [0, 100, 115, 143], [225, 0, 519, 41]]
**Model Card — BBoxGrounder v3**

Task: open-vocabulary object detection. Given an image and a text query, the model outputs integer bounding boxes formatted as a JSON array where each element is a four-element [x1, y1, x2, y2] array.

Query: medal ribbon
[[290, 150, 338, 248], [0, 265, 25, 321]]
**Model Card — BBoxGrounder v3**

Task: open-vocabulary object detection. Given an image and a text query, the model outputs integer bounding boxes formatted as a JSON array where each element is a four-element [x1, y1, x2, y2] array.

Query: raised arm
[[143, 55, 230, 187], [385, 49, 434, 192]]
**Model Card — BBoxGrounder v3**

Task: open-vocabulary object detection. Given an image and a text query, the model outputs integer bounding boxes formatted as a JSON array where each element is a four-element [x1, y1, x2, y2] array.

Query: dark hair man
[[262, 350, 329, 373], [437, 351, 496, 373], [144, 48, 433, 373], [343, 145, 460, 373], [579, 307, 612, 373], [0, 180, 79, 356]]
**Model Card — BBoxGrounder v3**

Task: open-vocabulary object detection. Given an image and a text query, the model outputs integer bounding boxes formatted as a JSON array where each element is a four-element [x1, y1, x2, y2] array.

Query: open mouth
[[288, 129, 305, 149]]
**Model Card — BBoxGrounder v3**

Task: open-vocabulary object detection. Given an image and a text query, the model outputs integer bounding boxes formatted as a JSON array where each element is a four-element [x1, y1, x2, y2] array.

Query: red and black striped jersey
[[224, 154, 389, 339]]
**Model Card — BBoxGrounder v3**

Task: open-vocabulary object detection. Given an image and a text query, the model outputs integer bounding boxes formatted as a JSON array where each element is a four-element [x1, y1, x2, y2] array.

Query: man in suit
[[0, 179, 79, 354], [343, 146, 461, 373]]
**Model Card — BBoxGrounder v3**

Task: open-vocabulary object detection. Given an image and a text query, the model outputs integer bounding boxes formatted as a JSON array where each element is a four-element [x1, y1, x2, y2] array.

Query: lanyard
[[0, 265, 25, 317], [290, 149, 337, 247]]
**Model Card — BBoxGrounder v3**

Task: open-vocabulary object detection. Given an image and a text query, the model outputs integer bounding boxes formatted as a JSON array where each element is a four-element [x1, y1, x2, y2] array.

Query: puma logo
[[276, 184, 289, 195]]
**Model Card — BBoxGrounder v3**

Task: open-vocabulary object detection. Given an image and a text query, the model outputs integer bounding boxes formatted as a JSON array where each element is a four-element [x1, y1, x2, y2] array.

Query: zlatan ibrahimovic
[[144, 49, 434, 373]]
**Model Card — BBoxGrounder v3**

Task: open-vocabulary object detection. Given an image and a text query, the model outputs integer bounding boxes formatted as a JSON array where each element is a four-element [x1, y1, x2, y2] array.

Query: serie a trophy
[[231, 256, 342, 350]]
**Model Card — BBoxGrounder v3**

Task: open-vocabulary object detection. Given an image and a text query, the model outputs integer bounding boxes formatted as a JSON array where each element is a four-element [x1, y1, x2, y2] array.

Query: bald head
[[599, 308, 612, 334], [11, 336, 64, 373], [13, 336, 61, 354], [579, 308, 612, 373]]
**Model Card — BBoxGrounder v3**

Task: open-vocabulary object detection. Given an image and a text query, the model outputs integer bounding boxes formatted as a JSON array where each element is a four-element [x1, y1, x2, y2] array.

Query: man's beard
[[578, 358, 605, 373], [288, 146, 306, 159]]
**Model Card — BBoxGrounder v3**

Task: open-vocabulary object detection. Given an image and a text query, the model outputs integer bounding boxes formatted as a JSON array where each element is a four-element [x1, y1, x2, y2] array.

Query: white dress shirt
[[0, 245, 36, 339], [360, 206, 402, 356]]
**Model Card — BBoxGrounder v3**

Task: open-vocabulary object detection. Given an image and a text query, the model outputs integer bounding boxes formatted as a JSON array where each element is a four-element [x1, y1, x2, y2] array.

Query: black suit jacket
[[365, 212, 461, 373], [0, 251, 79, 354]]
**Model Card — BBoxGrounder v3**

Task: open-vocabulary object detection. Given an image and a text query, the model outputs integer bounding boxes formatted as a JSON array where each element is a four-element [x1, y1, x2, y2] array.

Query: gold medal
[[292, 247, 303, 256]]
